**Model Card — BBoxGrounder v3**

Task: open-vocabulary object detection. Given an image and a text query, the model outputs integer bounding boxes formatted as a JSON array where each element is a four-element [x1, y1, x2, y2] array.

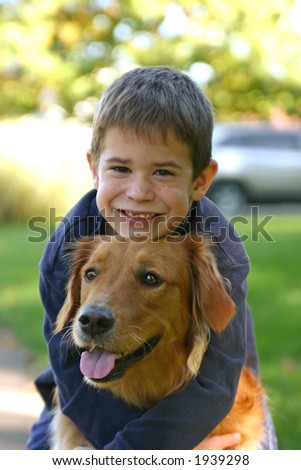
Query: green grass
[[0, 223, 48, 368], [0, 215, 301, 449], [238, 213, 301, 450]]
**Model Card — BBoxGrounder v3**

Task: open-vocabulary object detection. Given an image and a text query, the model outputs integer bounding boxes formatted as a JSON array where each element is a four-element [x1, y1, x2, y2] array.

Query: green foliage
[[0, 0, 300, 120], [0, 159, 50, 222]]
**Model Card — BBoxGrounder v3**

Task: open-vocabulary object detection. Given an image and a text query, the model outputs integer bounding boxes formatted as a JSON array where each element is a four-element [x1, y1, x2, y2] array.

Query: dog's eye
[[84, 269, 97, 282], [142, 272, 162, 287]]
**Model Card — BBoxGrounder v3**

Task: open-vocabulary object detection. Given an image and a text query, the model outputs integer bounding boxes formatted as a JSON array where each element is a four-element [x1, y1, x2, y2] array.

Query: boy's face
[[88, 127, 217, 239]]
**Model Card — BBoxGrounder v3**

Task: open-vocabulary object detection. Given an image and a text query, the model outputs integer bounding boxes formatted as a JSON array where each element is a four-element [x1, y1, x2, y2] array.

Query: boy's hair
[[90, 66, 214, 178]]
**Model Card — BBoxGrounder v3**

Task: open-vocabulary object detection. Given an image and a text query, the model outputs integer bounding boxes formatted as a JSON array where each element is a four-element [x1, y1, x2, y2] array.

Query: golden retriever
[[52, 234, 265, 449]]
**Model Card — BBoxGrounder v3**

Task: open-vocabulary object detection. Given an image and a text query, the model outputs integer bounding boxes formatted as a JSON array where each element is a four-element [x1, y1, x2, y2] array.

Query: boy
[[27, 66, 277, 450]]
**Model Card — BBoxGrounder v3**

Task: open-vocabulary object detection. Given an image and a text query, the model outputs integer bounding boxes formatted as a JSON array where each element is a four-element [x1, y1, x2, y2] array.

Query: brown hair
[[90, 66, 214, 178]]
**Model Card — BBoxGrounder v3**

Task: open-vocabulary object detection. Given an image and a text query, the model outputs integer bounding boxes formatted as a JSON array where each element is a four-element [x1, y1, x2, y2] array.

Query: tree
[[0, 0, 300, 120]]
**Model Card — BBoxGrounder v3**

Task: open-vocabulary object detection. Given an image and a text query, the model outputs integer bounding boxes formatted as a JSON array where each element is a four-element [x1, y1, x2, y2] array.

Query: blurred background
[[0, 0, 300, 449]]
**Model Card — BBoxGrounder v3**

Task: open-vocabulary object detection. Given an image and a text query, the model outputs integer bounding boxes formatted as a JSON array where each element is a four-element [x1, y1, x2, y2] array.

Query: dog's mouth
[[80, 335, 161, 383]]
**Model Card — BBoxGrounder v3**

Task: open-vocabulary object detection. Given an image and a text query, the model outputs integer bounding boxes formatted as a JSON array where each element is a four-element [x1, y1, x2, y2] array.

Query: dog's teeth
[[116, 352, 123, 359]]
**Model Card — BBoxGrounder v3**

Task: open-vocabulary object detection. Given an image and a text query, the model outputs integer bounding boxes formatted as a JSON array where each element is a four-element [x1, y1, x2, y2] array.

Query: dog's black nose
[[78, 306, 115, 336]]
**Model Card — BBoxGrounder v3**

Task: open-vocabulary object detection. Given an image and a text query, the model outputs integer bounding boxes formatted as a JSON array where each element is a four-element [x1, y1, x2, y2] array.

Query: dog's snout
[[78, 306, 115, 336]]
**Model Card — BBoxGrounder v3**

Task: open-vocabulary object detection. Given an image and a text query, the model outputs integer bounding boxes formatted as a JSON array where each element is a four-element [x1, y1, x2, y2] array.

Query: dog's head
[[56, 234, 235, 404]]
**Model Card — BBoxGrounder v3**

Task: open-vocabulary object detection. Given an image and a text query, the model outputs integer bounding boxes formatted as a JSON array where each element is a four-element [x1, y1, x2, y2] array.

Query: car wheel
[[207, 182, 247, 215]]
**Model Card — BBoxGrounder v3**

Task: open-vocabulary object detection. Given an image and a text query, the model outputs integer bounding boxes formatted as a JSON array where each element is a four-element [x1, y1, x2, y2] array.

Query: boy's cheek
[[97, 206, 124, 236]]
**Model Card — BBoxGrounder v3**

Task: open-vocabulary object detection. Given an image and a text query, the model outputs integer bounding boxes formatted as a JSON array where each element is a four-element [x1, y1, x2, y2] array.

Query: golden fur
[[52, 234, 265, 449]]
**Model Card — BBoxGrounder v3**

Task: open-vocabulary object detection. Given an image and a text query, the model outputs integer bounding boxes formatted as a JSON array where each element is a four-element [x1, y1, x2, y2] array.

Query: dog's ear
[[55, 238, 98, 333], [186, 235, 235, 333], [184, 235, 236, 376]]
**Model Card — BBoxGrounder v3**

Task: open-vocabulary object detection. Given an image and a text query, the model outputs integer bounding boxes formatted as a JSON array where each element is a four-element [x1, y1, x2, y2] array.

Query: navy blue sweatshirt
[[27, 190, 259, 450]]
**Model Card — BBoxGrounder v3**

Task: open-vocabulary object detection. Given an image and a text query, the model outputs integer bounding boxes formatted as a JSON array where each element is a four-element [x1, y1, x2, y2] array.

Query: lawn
[[0, 223, 48, 367], [239, 211, 301, 450], [0, 213, 300, 449]]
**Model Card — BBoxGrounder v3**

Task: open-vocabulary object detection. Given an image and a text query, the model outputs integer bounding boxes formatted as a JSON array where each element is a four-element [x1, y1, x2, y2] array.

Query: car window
[[219, 132, 300, 150]]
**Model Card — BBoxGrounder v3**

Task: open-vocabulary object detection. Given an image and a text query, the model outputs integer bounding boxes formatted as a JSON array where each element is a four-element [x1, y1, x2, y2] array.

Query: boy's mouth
[[118, 210, 163, 221]]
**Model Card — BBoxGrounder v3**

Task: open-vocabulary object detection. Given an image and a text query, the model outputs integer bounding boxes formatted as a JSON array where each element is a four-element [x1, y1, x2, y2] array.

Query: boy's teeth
[[125, 211, 155, 219]]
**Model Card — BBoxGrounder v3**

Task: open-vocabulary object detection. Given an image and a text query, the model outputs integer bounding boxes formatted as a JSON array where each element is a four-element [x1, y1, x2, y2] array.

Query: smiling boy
[[27, 66, 277, 450], [87, 127, 217, 240]]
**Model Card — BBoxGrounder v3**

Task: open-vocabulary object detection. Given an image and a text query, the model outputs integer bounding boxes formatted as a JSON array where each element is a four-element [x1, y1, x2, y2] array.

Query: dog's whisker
[[61, 330, 76, 353], [128, 332, 146, 350], [141, 338, 157, 356], [127, 325, 144, 333], [49, 324, 70, 343], [61, 327, 72, 340]]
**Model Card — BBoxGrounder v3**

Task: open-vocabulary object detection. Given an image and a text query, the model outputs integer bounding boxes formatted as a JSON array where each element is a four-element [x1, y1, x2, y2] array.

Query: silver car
[[207, 122, 301, 214]]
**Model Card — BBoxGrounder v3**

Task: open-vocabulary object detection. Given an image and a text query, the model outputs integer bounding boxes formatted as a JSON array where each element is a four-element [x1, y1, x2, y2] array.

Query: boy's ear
[[191, 159, 218, 201], [87, 151, 99, 189]]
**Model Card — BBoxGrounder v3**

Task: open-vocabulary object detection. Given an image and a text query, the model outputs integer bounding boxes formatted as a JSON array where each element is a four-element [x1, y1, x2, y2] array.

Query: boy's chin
[[108, 221, 173, 241], [104, 214, 185, 241], [115, 225, 167, 241]]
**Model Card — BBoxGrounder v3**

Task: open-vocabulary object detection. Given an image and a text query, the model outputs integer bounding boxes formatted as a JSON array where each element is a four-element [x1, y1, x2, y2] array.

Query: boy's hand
[[73, 446, 94, 450], [194, 433, 241, 450]]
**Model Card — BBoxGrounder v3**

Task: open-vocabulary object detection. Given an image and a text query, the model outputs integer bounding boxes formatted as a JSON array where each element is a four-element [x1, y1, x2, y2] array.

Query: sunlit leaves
[[0, 0, 300, 119]]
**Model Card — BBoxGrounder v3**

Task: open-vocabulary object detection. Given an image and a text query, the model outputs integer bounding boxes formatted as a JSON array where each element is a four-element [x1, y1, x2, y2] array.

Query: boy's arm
[[41, 262, 247, 450], [27, 406, 53, 449]]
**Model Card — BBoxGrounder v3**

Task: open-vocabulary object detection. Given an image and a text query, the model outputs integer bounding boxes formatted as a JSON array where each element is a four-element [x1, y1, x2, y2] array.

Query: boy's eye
[[155, 169, 174, 176], [112, 166, 131, 173]]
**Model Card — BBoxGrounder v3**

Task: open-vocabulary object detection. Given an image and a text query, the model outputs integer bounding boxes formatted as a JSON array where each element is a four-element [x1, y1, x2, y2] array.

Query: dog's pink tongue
[[80, 349, 116, 379]]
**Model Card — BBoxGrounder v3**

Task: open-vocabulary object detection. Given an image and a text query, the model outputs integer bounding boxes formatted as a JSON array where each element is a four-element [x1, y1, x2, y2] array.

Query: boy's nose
[[126, 178, 154, 202]]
